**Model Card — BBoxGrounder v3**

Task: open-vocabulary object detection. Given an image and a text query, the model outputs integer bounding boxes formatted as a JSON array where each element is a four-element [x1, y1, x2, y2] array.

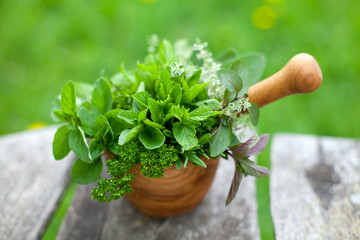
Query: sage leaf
[[53, 125, 71, 160], [217, 69, 243, 94], [173, 122, 198, 150], [71, 158, 103, 184], [237, 52, 266, 84], [248, 103, 259, 126], [226, 161, 243, 206], [189, 107, 221, 121], [196, 99, 222, 110], [139, 126, 165, 149], [209, 122, 232, 157], [69, 126, 92, 163], [61, 81, 77, 116], [91, 78, 112, 115]]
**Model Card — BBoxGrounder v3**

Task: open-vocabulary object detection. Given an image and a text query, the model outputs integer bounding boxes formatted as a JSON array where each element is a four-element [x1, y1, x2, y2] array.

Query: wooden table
[[0, 127, 359, 240]]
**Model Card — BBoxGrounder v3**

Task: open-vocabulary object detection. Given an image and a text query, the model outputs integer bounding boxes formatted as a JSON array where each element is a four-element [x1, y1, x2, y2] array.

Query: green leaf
[[78, 106, 97, 136], [132, 91, 150, 108], [175, 158, 182, 169], [237, 52, 266, 84], [188, 153, 207, 168], [143, 119, 164, 130], [185, 69, 201, 87], [118, 124, 143, 145], [118, 110, 138, 125], [217, 69, 243, 94], [61, 81, 77, 116], [231, 60, 249, 96], [223, 89, 237, 105], [209, 122, 232, 157], [229, 133, 241, 148], [105, 110, 132, 135], [182, 82, 209, 103], [189, 107, 221, 121], [240, 159, 270, 178], [137, 109, 148, 123], [198, 133, 211, 145], [248, 102, 259, 126], [173, 122, 198, 150], [158, 39, 175, 63], [89, 139, 103, 159], [226, 162, 243, 206], [139, 126, 165, 149], [75, 82, 93, 101], [171, 83, 182, 105], [148, 98, 162, 123], [196, 99, 222, 110], [91, 78, 113, 115], [69, 126, 92, 163], [71, 158, 103, 184], [94, 115, 113, 145], [53, 110, 72, 122], [53, 125, 71, 160]]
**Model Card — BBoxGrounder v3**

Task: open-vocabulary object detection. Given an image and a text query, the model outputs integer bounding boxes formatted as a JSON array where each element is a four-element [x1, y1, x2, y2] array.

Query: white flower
[[170, 62, 184, 78], [147, 34, 159, 53]]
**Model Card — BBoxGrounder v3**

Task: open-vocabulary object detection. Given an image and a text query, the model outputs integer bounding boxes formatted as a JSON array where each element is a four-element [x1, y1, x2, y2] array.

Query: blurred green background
[[1, 0, 359, 138]]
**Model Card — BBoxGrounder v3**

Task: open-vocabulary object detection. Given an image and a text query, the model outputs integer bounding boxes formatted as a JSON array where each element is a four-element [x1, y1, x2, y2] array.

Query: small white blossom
[[147, 34, 160, 53], [170, 62, 184, 78]]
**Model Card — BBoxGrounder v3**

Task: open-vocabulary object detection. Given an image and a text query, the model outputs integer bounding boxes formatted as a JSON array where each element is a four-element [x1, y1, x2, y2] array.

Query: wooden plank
[[0, 127, 74, 240], [57, 157, 260, 240], [271, 134, 360, 239]]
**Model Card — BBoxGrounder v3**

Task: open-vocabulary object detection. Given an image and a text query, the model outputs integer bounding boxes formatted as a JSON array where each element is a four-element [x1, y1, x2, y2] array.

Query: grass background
[[1, 0, 359, 239]]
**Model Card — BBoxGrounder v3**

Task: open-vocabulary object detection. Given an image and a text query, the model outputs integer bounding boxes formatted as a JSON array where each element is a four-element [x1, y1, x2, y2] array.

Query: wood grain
[[248, 53, 322, 108], [0, 127, 74, 240], [271, 134, 360, 239], [125, 157, 220, 218]]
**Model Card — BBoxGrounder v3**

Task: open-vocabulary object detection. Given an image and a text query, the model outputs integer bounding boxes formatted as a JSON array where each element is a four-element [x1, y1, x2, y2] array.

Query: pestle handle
[[248, 53, 322, 108]]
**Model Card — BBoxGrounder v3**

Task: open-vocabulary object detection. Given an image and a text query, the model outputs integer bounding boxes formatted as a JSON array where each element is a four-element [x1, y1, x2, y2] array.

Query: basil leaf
[[231, 60, 249, 96], [53, 125, 71, 160], [71, 158, 103, 184], [217, 69, 243, 94], [61, 81, 77, 116], [173, 122, 198, 150], [91, 78, 112, 115], [118, 124, 143, 145], [69, 126, 92, 163], [237, 52, 266, 84], [143, 119, 164, 130], [231, 135, 260, 160], [209, 122, 232, 157], [139, 126, 165, 149], [246, 134, 269, 156], [226, 161, 243, 206], [240, 159, 270, 178]]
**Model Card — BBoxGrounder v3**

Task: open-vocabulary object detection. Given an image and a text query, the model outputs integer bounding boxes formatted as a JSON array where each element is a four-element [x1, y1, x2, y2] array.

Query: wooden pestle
[[248, 53, 322, 108]]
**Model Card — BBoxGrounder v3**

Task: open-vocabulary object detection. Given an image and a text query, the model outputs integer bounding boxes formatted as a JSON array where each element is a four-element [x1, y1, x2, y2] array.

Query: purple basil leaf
[[225, 161, 243, 206], [230, 135, 260, 159], [246, 134, 270, 156], [240, 159, 270, 178]]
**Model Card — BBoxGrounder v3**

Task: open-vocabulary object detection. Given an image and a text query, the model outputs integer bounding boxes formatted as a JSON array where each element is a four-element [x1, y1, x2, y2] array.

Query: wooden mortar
[[109, 53, 322, 217]]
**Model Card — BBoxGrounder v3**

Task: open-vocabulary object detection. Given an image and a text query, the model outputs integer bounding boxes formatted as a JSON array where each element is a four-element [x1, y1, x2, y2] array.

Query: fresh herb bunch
[[52, 36, 270, 205]]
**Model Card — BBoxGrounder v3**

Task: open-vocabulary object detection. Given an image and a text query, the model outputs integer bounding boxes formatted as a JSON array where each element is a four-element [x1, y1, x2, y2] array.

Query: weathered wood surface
[[57, 157, 260, 240], [271, 134, 360, 240], [0, 127, 74, 240]]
